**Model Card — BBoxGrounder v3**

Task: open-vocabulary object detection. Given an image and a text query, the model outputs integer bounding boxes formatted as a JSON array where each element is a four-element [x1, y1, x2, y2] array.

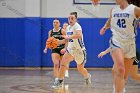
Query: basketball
[[46, 37, 58, 49]]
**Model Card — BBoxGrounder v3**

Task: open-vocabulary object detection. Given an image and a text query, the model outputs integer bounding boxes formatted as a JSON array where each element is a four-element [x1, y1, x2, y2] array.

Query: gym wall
[[0, 0, 140, 67]]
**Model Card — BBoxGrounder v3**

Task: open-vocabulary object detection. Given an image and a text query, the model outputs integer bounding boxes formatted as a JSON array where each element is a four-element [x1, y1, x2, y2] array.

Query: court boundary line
[[0, 67, 139, 70], [0, 67, 113, 70]]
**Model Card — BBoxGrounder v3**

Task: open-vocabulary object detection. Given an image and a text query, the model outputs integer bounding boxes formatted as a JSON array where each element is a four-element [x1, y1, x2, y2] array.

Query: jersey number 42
[[117, 19, 126, 28]]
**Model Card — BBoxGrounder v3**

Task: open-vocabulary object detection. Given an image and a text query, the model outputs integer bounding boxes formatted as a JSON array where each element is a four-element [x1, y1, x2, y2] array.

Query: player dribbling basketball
[[44, 18, 66, 83]]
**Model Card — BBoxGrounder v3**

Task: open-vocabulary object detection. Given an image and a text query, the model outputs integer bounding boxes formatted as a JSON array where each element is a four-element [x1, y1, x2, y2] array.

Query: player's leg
[[111, 48, 125, 93], [59, 52, 73, 79], [112, 64, 115, 76], [75, 49, 91, 85], [130, 60, 140, 82], [77, 63, 89, 79], [124, 58, 134, 81], [52, 52, 73, 88], [130, 47, 140, 81], [77, 63, 91, 85], [112, 63, 127, 93], [60, 56, 69, 77], [51, 53, 61, 79], [123, 58, 133, 93], [125, 43, 139, 82]]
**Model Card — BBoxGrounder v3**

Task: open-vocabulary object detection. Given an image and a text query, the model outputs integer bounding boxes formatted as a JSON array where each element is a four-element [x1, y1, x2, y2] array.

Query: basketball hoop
[[90, 0, 100, 18], [91, 0, 100, 6]]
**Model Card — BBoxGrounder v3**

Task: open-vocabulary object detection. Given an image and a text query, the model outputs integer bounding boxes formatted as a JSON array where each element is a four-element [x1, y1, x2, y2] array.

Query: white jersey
[[66, 22, 85, 50], [111, 4, 138, 41]]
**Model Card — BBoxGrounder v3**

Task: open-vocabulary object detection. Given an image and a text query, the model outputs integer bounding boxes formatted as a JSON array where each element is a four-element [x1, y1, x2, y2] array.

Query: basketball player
[[98, 47, 140, 82], [52, 12, 91, 88], [44, 18, 67, 82], [99, 0, 140, 92], [62, 22, 69, 31]]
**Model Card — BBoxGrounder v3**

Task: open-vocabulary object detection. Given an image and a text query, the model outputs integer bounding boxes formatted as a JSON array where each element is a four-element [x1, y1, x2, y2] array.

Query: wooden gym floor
[[0, 69, 140, 93]]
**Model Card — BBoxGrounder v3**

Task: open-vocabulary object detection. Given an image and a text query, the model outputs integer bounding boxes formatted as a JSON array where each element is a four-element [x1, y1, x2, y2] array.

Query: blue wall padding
[[0, 18, 25, 66], [24, 17, 41, 66]]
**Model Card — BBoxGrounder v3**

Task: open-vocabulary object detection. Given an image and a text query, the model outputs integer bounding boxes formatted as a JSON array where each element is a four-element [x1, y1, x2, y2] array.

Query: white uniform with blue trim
[[110, 4, 138, 58], [66, 22, 86, 64]]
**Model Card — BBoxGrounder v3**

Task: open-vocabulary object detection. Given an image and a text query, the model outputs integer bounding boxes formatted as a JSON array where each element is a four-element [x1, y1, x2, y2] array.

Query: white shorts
[[66, 48, 86, 65], [110, 38, 136, 59]]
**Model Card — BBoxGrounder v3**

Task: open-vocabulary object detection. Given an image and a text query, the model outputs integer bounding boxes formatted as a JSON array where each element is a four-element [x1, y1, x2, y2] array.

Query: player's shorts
[[52, 46, 65, 56], [133, 50, 140, 65], [133, 59, 138, 65], [110, 37, 136, 59], [66, 47, 86, 65], [136, 50, 140, 61]]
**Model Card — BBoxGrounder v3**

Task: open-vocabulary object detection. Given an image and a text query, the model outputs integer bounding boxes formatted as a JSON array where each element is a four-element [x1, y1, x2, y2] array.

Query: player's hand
[[98, 51, 106, 58], [43, 48, 47, 54], [60, 48, 66, 54], [61, 35, 69, 39], [100, 27, 106, 35]]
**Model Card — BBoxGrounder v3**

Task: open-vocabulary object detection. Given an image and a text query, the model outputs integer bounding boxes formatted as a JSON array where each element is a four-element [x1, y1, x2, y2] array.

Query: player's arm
[[44, 30, 51, 53], [135, 6, 140, 27], [135, 6, 140, 19], [61, 29, 66, 35], [45, 30, 51, 47], [100, 9, 112, 35], [57, 29, 68, 44], [59, 29, 68, 54], [98, 47, 111, 58], [58, 39, 68, 44], [60, 40, 68, 54], [139, 21, 140, 28], [66, 30, 82, 39], [103, 18, 111, 30], [48, 30, 51, 38], [59, 30, 82, 43]]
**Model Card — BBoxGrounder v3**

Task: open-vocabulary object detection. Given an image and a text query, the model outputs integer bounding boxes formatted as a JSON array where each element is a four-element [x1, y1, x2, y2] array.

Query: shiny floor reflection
[[0, 69, 140, 93]]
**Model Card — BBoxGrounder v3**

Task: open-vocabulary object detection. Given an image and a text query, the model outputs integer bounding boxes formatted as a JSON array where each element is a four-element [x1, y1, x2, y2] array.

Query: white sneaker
[[112, 84, 115, 93], [52, 80, 63, 88], [112, 85, 126, 93], [65, 84, 69, 90], [55, 78, 59, 81], [65, 70, 69, 77], [123, 88, 126, 93], [85, 73, 91, 85]]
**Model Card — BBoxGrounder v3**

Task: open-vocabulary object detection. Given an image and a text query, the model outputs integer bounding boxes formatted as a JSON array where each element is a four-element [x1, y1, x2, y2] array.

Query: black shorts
[[133, 50, 140, 65], [52, 47, 64, 56], [133, 60, 138, 65]]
